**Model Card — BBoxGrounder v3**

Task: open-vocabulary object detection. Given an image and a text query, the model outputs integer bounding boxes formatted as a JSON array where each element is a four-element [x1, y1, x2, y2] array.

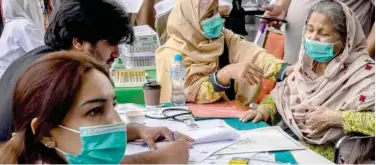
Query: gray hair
[[307, 0, 347, 40]]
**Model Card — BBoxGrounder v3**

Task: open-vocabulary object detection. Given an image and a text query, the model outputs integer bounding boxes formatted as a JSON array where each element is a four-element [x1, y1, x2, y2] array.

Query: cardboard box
[[126, 25, 160, 53]]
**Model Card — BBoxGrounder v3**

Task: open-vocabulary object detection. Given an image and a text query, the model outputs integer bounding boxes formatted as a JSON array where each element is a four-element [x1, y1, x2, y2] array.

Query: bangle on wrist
[[209, 72, 231, 92]]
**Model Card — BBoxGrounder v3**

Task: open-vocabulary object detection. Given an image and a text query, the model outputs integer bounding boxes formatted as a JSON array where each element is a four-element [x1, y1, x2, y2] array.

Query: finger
[[242, 73, 256, 85], [159, 128, 174, 141], [252, 113, 264, 123], [244, 74, 258, 85], [246, 71, 261, 84], [240, 111, 250, 120], [307, 130, 319, 138], [305, 106, 319, 112], [185, 141, 193, 149], [311, 120, 324, 130], [241, 111, 257, 122], [176, 132, 195, 142], [246, 69, 262, 80], [308, 123, 328, 137], [145, 138, 157, 150], [244, 72, 259, 85], [262, 4, 275, 12], [305, 119, 313, 125], [260, 19, 268, 24], [277, 22, 283, 28], [248, 64, 262, 75], [271, 21, 278, 26]]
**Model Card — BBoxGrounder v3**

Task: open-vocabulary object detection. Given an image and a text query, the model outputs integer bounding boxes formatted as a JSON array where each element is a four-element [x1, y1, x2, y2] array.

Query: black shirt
[[0, 45, 54, 142]]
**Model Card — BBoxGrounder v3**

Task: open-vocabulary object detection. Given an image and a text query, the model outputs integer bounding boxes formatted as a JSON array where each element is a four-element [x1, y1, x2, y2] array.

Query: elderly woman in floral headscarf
[[155, 0, 289, 106], [241, 0, 375, 163]]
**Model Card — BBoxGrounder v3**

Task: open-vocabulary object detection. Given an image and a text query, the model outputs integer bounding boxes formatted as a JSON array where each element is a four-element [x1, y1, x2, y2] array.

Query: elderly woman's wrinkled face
[[305, 12, 344, 56]]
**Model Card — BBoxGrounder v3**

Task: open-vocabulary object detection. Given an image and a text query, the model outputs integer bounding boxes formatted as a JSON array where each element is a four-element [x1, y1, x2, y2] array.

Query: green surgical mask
[[55, 122, 126, 164], [304, 37, 342, 62], [201, 13, 224, 39]]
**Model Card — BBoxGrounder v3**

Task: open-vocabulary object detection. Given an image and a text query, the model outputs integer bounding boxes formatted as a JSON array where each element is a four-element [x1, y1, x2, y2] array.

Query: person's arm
[[122, 139, 190, 164], [122, 151, 158, 164], [126, 123, 143, 141], [258, 95, 279, 124], [276, 0, 292, 14], [195, 76, 224, 104], [224, 30, 288, 82], [342, 111, 375, 135], [367, 24, 375, 58]]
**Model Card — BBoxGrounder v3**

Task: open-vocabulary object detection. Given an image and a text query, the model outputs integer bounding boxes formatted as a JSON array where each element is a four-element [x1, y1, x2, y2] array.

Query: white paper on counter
[[215, 126, 305, 155]]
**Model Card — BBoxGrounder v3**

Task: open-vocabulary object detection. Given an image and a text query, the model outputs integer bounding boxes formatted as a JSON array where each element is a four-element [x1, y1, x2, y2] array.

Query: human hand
[[218, 6, 231, 16], [154, 139, 190, 164], [138, 126, 194, 150], [285, 64, 296, 76], [260, 4, 287, 29], [240, 108, 269, 123], [305, 106, 343, 137], [219, 63, 262, 86]]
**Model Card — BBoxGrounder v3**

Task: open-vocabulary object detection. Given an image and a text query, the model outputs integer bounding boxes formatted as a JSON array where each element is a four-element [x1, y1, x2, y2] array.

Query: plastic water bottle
[[170, 54, 186, 106]]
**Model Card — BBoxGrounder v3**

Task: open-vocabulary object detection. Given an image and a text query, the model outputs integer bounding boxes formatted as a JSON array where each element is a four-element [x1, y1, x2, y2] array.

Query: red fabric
[[255, 32, 285, 104], [359, 95, 366, 102], [365, 64, 372, 71]]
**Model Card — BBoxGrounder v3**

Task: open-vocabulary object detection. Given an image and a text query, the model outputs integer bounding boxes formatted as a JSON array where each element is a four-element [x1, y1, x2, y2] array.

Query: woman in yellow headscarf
[[155, 0, 289, 105]]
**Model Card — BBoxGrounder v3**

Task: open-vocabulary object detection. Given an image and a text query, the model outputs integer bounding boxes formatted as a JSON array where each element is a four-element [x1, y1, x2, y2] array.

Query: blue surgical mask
[[304, 37, 341, 62], [55, 122, 126, 164], [201, 13, 224, 39]]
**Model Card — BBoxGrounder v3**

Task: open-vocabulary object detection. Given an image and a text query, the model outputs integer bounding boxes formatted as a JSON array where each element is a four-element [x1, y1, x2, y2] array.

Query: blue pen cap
[[174, 54, 183, 61]]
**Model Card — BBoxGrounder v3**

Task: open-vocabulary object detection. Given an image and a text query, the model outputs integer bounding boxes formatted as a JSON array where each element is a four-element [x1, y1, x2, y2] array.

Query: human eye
[[87, 107, 104, 117]]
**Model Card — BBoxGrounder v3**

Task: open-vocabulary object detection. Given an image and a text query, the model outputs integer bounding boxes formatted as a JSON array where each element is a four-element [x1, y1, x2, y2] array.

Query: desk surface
[[224, 119, 333, 164]]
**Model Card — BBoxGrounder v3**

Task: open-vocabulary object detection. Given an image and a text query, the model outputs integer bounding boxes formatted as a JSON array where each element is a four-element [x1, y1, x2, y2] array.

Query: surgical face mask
[[304, 37, 342, 63], [201, 13, 224, 39], [55, 122, 126, 164]]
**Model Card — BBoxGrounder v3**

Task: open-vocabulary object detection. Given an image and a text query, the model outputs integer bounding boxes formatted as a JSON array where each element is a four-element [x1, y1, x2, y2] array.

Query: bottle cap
[[174, 54, 183, 61]]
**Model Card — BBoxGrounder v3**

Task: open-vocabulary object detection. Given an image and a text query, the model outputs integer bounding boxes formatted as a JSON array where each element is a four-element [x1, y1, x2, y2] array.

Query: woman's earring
[[44, 141, 52, 147]]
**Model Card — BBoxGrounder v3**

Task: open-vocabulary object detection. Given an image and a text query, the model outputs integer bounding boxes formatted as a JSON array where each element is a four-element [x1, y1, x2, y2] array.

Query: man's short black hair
[[45, 0, 134, 50]]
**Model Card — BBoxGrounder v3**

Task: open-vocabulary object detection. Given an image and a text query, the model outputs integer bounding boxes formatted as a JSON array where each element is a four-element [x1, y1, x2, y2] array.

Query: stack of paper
[[215, 126, 305, 155], [197, 152, 290, 165]]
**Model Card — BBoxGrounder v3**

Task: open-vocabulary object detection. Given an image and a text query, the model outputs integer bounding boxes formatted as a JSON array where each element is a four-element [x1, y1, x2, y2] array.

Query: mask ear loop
[[333, 40, 345, 56], [54, 147, 68, 155], [59, 125, 80, 134], [54, 125, 80, 156]]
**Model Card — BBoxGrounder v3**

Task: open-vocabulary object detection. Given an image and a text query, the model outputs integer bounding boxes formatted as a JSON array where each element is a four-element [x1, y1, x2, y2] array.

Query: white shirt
[[0, 0, 45, 78], [0, 19, 44, 77]]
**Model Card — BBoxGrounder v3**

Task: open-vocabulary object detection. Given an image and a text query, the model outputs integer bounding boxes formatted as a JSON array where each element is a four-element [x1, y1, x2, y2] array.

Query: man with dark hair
[[0, 0, 191, 163]]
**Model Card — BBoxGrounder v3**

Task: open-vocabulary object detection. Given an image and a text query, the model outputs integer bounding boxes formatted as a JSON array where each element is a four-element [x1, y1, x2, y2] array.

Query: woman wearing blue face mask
[[241, 1, 375, 163], [156, 0, 289, 106], [0, 51, 193, 164]]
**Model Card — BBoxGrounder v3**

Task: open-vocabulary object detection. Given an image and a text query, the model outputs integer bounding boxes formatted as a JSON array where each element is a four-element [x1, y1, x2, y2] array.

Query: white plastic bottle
[[170, 54, 186, 106]]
